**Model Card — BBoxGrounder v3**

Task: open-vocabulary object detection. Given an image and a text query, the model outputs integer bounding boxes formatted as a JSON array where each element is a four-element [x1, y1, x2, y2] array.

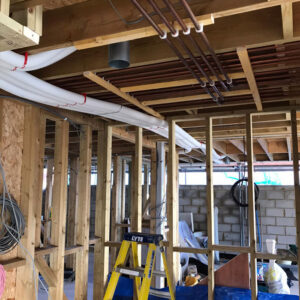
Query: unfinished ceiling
[[5, 0, 300, 163]]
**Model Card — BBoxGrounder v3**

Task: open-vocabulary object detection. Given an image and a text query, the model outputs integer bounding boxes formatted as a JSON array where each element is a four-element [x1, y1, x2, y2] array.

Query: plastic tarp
[[111, 276, 298, 300]]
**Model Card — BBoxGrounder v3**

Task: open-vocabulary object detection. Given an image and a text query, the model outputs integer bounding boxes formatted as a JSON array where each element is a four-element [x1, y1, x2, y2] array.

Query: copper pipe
[[146, 0, 223, 102], [131, 0, 220, 103], [163, 0, 229, 91], [179, 0, 232, 86]]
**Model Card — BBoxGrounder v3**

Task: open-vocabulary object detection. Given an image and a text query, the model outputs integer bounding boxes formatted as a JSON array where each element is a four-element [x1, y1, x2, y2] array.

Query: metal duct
[[108, 41, 130, 69]]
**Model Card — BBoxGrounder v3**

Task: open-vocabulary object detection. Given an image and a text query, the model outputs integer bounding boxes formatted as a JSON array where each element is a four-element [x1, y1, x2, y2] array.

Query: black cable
[[230, 178, 259, 207]]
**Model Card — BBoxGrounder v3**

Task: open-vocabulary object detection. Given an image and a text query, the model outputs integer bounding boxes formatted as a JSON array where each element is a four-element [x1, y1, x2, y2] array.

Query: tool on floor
[[104, 232, 175, 300]]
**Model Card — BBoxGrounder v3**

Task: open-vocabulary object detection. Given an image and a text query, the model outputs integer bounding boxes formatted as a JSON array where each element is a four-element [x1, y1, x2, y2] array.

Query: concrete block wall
[[179, 185, 296, 250]]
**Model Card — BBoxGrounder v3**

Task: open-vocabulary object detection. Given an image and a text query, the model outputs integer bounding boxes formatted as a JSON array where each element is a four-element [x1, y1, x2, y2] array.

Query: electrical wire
[[0, 159, 48, 299]]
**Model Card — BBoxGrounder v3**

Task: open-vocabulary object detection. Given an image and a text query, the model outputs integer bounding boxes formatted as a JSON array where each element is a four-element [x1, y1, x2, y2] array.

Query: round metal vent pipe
[[108, 41, 130, 69]]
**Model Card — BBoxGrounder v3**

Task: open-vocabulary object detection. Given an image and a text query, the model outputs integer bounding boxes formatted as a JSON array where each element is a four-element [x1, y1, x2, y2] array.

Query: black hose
[[230, 178, 259, 207]]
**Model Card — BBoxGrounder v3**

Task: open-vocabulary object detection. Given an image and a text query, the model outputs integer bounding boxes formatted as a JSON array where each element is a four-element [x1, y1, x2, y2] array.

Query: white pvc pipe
[[0, 47, 76, 71], [0, 49, 223, 161]]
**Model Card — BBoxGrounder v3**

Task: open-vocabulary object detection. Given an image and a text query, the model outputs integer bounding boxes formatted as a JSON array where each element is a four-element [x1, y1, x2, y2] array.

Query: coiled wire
[[0, 194, 25, 254]]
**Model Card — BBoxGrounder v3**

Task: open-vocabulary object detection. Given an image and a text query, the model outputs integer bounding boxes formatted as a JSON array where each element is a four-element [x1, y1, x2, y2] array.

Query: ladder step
[[149, 289, 171, 299], [115, 266, 166, 277]]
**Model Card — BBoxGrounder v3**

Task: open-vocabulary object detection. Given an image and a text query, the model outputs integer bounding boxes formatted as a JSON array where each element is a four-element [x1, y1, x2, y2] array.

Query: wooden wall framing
[[1, 101, 299, 300]]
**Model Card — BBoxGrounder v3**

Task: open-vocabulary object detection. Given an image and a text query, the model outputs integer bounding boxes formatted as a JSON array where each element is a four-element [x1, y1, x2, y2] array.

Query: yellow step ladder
[[104, 232, 175, 300]]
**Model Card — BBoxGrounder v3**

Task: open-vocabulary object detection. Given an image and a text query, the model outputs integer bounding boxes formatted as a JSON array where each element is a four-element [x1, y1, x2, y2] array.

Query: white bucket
[[266, 239, 276, 254]]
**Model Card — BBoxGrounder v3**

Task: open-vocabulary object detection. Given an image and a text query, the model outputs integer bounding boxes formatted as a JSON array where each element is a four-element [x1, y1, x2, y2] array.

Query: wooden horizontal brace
[[89, 237, 101, 245], [143, 89, 252, 106], [255, 252, 297, 262], [168, 105, 300, 122], [121, 72, 245, 93], [64, 245, 83, 256], [73, 14, 214, 50], [35, 245, 58, 257], [173, 246, 208, 254], [212, 245, 251, 253], [83, 71, 164, 119], [1, 258, 26, 271]]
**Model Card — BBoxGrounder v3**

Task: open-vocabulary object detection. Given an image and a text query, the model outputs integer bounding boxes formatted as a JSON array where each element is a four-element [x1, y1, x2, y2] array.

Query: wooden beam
[[237, 47, 263, 111], [75, 125, 92, 299], [44, 158, 53, 247], [142, 89, 252, 106], [213, 141, 240, 162], [281, 2, 294, 39], [290, 109, 300, 297], [66, 157, 79, 270], [131, 127, 143, 233], [110, 155, 122, 270], [287, 137, 292, 160], [16, 106, 41, 299], [206, 117, 215, 300], [93, 123, 112, 299], [121, 159, 126, 221], [35, 257, 57, 288], [83, 71, 164, 119], [167, 120, 180, 286], [150, 148, 157, 234], [246, 114, 258, 300], [257, 138, 273, 161], [112, 126, 156, 149], [35, 112, 46, 247], [121, 72, 245, 93], [229, 139, 246, 154], [0, 0, 10, 15], [49, 119, 69, 299]]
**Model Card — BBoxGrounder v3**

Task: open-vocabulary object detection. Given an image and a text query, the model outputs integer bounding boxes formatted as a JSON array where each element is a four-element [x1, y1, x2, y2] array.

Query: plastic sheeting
[[111, 276, 298, 300]]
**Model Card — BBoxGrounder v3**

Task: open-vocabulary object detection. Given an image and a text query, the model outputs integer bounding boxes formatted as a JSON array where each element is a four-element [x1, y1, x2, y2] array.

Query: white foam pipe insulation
[[0, 47, 223, 161], [0, 47, 76, 71]]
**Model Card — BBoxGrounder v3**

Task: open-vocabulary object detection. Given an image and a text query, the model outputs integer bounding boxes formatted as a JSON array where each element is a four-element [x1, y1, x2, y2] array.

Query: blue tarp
[[111, 276, 298, 300]]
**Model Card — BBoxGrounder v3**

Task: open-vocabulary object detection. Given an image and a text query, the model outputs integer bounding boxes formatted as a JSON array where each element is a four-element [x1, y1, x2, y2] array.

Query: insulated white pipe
[[0, 47, 223, 161], [0, 47, 76, 71]]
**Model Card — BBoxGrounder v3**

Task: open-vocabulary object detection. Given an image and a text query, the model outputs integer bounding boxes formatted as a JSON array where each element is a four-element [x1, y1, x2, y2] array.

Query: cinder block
[[179, 198, 191, 206], [219, 240, 233, 246], [259, 200, 275, 208], [193, 214, 206, 222], [219, 224, 231, 232], [232, 224, 240, 233], [285, 209, 295, 217], [286, 227, 296, 236], [200, 206, 207, 214], [276, 200, 294, 209], [278, 235, 296, 245], [267, 226, 285, 235], [266, 208, 284, 217], [261, 217, 276, 225], [267, 190, 284, 200], [276, 244, 288, 250], [215, 190, 229, 199], [224, 232, 240, 242], [184, 206, 199, 213], [192, 199, 205, 206], [223, 199, 235, 206], [223, 216, 239, 224], [179, 206, 184, 212], [284, 191, 295, 200], [276, 217, 295, 227], [183, 189, 199, 198]]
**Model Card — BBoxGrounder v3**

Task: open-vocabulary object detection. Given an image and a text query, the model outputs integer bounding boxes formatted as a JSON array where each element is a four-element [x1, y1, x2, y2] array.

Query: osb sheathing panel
[[0, 99, 25, 299]]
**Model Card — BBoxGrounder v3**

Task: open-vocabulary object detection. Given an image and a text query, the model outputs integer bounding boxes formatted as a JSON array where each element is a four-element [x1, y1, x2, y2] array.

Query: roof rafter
[[83, 71, 164, 120], [237, 46, 263, 111]]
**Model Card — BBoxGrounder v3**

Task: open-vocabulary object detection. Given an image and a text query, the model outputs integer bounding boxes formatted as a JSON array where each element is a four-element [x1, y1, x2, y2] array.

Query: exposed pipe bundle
[[131, 0, 232, 104]]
